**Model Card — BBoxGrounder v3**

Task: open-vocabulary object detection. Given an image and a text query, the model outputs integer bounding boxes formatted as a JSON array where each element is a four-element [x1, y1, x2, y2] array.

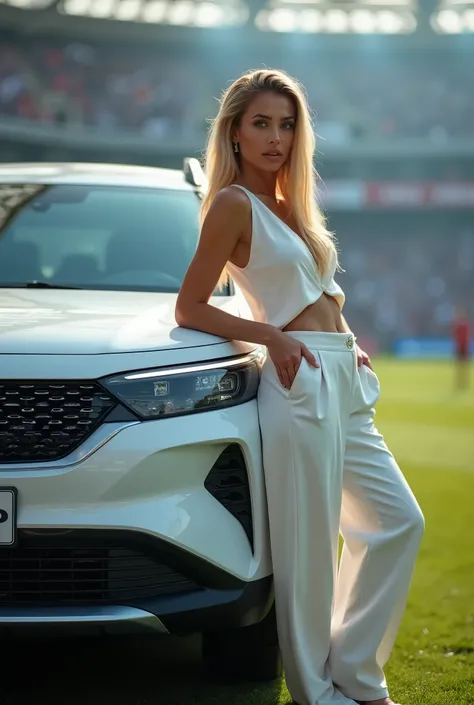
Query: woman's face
[[233, 91, 296, 173]]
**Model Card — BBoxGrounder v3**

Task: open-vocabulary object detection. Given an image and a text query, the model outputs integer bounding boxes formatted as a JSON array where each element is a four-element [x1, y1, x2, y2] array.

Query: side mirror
[[183, 158, 208, 189]]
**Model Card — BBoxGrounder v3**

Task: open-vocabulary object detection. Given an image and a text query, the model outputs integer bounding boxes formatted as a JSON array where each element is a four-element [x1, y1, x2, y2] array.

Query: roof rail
[[183, 157, 207, 189]]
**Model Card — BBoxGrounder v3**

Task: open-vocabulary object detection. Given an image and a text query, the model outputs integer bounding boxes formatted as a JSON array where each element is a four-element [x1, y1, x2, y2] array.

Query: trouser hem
[[336, 685, 390, 701]]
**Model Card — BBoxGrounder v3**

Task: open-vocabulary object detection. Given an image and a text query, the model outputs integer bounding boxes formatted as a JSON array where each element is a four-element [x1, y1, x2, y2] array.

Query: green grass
[[366, 359, 474, 705], [5, 360, 473, 705]]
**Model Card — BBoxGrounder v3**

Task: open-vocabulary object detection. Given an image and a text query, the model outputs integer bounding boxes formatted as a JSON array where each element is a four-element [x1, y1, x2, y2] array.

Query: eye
[[254, 120, 267, 128], [282, 122, 296, 130]]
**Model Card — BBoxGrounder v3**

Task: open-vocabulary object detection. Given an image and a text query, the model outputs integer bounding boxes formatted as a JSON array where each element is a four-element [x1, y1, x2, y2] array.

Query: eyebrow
[[252, 113, 296, 121]]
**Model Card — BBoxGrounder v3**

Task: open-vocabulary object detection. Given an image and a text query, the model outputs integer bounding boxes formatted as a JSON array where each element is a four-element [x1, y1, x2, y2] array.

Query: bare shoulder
[[206, 185, 251, 228]]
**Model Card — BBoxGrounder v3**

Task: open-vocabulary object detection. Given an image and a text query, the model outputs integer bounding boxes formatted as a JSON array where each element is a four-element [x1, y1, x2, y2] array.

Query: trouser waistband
[[284, 331, 356, 352]]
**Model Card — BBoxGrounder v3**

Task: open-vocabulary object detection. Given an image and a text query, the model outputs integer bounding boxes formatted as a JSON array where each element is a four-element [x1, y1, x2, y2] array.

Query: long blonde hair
[[201, 68, 339, 289]]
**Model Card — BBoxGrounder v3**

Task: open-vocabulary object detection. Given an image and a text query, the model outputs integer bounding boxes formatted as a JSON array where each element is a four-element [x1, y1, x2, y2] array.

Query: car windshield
[[0, 182, 208, 293]]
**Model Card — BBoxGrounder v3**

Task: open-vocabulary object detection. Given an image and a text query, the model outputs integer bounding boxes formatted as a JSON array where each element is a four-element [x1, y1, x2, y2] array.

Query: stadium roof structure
[[0, 0, 473, 32]]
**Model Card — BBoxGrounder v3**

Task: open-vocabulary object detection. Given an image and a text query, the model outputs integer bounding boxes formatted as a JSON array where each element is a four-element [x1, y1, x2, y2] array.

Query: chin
[[260, 161, 285, 172]]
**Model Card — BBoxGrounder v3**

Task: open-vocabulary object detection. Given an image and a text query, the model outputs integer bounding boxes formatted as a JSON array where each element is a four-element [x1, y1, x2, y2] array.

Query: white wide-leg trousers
[[257, 331, 424, 705]]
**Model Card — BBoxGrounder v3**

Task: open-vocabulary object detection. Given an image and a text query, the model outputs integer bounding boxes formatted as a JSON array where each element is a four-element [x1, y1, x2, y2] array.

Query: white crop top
[[226, 185, 345, 330]]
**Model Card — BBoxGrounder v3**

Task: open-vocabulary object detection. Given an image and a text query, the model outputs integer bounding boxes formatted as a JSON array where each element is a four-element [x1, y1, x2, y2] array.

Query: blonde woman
[[175, 68, 424, 705]]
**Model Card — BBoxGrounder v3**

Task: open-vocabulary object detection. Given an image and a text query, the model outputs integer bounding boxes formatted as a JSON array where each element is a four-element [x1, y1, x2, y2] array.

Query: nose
[[269, 128, 282, 144]]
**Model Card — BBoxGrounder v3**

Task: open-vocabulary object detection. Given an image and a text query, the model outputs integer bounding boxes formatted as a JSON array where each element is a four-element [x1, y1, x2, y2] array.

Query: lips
[[263, 152, 282, 156]]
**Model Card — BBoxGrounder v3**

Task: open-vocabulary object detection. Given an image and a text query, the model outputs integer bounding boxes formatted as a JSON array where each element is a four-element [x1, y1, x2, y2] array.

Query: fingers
[[273, 343, 319, 390], [293, 360, 300, 382], [278, 359, 300, 390], [285, 352, 301, 389], [355, 344, 373, 371], [363, 356, 374, 370], [301, 345, 319, 368], [278, 365, 293, 390], [275, 366, 285, 388], [358, 355, 373, 370]]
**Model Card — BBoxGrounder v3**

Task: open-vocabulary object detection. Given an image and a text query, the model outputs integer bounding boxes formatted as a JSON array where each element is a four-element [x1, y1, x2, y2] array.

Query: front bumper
[[0, 604, 168, 635], [0, 575, 274, 636], [0, 400, 273, 631]]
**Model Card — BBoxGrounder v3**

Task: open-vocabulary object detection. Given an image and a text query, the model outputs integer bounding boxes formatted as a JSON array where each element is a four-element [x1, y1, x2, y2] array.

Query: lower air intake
[[0, 532, 199, 606], [204, 444, 254, 550]]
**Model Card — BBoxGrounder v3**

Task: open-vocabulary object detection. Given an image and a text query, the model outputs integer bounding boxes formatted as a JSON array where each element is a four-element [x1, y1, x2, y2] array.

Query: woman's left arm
[[340, 315, 373, 370]]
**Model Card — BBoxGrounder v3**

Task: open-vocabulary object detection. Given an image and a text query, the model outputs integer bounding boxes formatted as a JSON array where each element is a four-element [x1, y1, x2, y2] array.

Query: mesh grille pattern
[[0, 542, 199, 605], [0, 381, 116, 463]]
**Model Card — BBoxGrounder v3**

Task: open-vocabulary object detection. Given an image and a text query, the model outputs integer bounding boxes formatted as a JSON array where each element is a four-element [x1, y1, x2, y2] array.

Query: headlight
[[102, 353, 262, 420]]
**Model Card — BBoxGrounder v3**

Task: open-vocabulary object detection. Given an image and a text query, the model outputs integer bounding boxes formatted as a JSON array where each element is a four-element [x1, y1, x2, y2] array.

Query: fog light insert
[[204, 444, 254, 550]]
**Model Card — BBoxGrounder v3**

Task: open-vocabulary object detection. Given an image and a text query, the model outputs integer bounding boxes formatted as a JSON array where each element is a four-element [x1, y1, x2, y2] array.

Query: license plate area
[[0, 488, 17, 547]]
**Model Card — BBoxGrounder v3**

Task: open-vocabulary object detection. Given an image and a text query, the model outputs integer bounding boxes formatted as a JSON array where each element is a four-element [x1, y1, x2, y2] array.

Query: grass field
[[4, 359, 473, 705], [185, 358, 474, 705], [364, 359, 474, 705]]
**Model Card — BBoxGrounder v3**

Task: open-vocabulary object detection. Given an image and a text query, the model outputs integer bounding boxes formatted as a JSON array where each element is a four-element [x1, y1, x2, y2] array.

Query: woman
[[175, 68, 424, 705]]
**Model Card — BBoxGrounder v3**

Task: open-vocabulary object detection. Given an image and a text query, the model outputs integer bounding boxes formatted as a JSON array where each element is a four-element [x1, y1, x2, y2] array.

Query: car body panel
[[0, 289, 252, 355], [0, 163, 272, 635]]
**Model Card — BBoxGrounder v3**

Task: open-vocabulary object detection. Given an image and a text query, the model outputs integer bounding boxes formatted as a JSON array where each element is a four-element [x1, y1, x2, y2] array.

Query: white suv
[[0, 161, 280, 681]]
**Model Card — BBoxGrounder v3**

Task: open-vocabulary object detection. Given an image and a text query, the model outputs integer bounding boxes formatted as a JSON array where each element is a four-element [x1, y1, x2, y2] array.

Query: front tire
[[202, 603, 282, 682]]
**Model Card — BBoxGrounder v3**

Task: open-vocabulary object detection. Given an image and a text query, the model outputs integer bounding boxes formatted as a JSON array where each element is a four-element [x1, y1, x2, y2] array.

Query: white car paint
[[0, 163, 272, 632]]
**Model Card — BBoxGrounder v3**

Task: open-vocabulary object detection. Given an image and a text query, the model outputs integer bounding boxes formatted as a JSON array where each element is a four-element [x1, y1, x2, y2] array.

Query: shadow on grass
[[2, 634, 286, 705]]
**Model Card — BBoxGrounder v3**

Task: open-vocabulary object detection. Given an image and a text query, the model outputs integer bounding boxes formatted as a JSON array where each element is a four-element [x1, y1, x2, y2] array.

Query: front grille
[[205, 444, 254, 550], [0, 536, 199, 605], [0, 381, 116, 463]]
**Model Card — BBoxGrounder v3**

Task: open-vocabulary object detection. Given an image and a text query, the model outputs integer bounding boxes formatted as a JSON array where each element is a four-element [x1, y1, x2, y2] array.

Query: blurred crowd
[[1, 40, 474, 142], [0, 41, 199, 139], [0, 37, 473, 352], [303, 61, 474, 142], [334, 216, 474, 349]]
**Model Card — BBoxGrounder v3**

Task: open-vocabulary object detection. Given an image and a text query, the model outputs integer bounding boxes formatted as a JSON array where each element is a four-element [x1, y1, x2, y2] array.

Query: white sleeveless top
[[226, 185, 345, 330]]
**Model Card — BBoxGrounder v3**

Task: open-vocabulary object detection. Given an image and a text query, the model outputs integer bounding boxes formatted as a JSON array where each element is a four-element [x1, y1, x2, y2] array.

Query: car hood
[[0, 289, 241, 354]]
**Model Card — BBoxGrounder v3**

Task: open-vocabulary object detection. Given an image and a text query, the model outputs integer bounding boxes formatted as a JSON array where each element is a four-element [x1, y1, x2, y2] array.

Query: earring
[[233, 141, 239, 153]]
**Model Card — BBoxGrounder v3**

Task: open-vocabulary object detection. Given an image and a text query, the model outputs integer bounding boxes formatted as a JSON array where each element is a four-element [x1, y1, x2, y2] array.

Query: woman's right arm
[[175, 187, 317, 389], [175, 187, 276, 345]]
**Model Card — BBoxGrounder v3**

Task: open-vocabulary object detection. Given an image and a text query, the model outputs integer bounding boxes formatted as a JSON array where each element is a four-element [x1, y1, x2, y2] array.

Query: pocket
[[288, 354, 321, 397], [359, 363, 380, 405], [288, 357, 308, 395], [365, 364, 380, 386]]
